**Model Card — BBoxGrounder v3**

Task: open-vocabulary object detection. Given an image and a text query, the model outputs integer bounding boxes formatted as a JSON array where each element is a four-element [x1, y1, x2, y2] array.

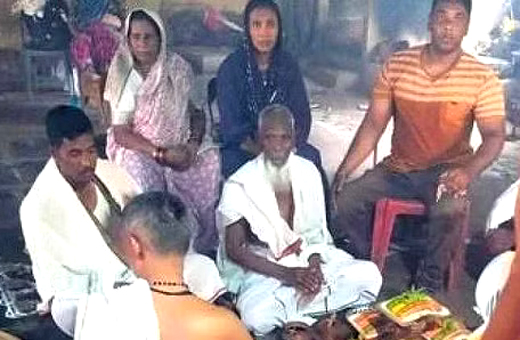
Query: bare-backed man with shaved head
[[75, 192, 252, 340]]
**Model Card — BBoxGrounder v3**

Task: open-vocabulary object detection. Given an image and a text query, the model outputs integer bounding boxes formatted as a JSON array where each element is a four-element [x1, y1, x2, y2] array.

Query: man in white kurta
[[474, 180, 518, 324], [217, 104, 382, 335], [20, 105, 226, 337]]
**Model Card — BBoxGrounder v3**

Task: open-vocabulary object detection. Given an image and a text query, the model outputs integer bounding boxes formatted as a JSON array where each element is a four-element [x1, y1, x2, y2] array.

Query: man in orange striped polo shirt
[[331, 0, 505, 292]]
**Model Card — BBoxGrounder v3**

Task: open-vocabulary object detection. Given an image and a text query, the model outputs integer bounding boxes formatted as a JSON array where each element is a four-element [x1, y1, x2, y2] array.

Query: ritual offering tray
[[379, 290, 450, 326], [347, 309, 381, 339], [421, 318, 471, 340], [346, 290, 473, 340], [348, 309, 443, 340]]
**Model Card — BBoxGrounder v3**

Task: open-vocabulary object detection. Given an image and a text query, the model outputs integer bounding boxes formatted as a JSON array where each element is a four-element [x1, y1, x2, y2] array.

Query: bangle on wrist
[[153, 147, 166, 164]]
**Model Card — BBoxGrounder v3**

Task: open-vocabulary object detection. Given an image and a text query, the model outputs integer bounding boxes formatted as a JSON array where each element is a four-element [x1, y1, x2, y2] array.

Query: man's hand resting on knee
[[439, 167, 472, 199], [283, 266, 323, 295], [283, 254, 324, 295]]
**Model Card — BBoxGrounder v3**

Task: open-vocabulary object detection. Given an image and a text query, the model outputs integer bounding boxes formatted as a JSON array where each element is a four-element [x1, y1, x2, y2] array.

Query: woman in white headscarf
[[104, 9, 220, 256]]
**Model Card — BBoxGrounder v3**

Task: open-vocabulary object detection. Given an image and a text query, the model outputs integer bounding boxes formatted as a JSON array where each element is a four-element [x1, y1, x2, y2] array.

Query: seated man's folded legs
[[237, 276, 288, 336], [302, 254, 382, 315], [326, 258, 382, 309], [237, 256, 383, 335], [331, 165, 416, 259]]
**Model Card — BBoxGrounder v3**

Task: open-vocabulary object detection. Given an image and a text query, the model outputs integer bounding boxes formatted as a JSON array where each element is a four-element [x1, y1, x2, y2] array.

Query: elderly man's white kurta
[[218, 153, 382, 335]]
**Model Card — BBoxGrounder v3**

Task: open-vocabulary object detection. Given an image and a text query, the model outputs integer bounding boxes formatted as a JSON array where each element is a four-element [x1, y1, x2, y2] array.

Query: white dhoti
[[218, 154, 382, 335], [237, 255, 381, 335], [475, 251, 515, 323], [485, 179, 519, 233]]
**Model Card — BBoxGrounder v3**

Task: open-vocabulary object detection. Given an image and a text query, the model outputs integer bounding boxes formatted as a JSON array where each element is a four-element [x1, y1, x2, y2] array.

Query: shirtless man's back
[[153, 294, 252, 340]]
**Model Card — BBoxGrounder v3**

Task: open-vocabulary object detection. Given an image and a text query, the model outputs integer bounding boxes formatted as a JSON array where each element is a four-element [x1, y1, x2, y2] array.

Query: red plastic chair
[[370, 198, 470, 290]]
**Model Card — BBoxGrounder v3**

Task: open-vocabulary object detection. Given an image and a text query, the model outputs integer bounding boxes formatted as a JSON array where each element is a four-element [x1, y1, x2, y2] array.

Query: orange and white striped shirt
[[373, 45, 505, 172]]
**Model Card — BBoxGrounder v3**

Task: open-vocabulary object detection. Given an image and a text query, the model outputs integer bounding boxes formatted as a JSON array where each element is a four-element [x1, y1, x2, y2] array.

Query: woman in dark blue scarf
[[75, 0, 109, 30], [21, 0, 72, 51], [217, 0, 325, 181]]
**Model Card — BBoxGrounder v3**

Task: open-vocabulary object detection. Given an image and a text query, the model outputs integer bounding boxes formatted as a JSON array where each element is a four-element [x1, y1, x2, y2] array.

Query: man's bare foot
[[282, 322, 318, 340]]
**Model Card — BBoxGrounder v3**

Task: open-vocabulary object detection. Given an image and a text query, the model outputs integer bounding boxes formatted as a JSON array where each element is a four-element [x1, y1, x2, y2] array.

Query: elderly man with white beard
[[217, 104, 382, 336]]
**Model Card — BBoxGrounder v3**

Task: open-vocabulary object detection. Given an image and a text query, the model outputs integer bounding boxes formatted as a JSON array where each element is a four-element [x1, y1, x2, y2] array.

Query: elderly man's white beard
[[264, 157, 291, 193]]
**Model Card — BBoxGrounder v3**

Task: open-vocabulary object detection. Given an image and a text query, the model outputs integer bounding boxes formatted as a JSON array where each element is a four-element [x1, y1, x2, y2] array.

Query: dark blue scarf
[[243, 38, 286, 128], [76, 0, 108, 29]]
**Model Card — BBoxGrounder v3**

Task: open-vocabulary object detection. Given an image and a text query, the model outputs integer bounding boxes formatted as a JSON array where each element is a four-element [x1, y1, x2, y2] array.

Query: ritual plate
[[347, 309, 381, 339], [379, 290, 451, 327], [421, 317, 471, 340]]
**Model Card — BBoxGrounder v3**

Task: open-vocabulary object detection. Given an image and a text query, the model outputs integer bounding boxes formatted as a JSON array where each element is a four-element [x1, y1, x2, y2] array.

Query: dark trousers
[[331, 164, 467, 290]]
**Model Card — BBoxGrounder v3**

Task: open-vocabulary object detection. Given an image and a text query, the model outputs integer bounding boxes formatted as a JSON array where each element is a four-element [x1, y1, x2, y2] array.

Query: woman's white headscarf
[[104, 8, 192, 150], [103, 8, 168, 106]]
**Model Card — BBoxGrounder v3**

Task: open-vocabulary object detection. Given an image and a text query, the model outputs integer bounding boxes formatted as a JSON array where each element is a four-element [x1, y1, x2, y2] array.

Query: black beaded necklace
[[152, 281, 188, 288], [150, 281, 191, 296]]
